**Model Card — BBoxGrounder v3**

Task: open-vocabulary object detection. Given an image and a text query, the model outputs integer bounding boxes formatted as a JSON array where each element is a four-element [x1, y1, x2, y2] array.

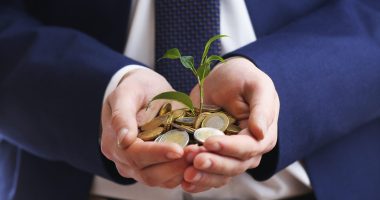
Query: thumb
[[246, 87, 276, 141], [108, 89, 141, 149], [247, 107, 268, 141]]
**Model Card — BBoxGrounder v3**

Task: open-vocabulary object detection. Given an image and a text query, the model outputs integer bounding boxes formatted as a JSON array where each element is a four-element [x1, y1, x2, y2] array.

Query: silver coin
[[201, 112, 229, 132], [154, 134, 164, 143], [156, 129, 189, 148], [194, 127, 225, 144]]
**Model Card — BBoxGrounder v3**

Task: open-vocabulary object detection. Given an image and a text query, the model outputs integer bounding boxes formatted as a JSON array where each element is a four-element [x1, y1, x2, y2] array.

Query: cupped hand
[[182, 57, 280, 192], [100, 68, 189, 188]]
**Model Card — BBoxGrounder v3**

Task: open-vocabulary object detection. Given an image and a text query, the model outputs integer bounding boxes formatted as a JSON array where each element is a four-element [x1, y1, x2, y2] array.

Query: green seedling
[[149, 34, 227, 114]]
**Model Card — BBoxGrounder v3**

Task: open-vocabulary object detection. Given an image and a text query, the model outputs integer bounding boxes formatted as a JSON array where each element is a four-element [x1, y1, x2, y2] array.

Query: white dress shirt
[[92, 0, 312, 199]]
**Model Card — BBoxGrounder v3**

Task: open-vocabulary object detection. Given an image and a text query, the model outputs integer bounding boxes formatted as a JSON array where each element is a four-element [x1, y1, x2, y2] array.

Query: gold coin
[[195, 105, 222, 113], [156, 129, 189, 148], [164, 114, 174, 131], [194, 112, 211, 129], [159, 103, 172, 116], [225, 124, 241, 135], [175, 117, 195, 126], [172, 123, 196, 133], [171, 109, 186, 119], [140, 115, 168, 131], [201, 112, 229, 132], [138, 127, 164, 141], [194, 127, 224, 143], [227, 115, 236, 125]]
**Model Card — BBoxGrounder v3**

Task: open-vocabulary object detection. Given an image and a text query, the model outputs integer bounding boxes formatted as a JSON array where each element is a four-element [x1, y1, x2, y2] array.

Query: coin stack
[[137, 103, 242, 147]]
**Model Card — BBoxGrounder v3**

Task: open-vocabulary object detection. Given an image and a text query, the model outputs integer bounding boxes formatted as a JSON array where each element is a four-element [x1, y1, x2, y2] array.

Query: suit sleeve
[[225, 0, 380, 180], [0, 6, 137, 183]]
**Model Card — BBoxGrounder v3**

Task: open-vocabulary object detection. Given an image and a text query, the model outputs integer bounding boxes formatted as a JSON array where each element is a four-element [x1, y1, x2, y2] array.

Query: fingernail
[[167, 152, 181, 159], [117, 128, 128, 148], [200, 159, 211, 169], [186, 152, 195, 163], [208, 142, 221, 152], [191, 172, 202, 182]]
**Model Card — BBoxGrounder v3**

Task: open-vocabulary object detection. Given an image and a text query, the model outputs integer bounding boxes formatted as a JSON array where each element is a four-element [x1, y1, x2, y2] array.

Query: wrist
[[117, 67, 153, 87]]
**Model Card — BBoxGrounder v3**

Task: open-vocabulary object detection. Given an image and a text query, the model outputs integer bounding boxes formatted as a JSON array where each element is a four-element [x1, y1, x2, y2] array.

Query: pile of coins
[[137, 103, 241, 147]]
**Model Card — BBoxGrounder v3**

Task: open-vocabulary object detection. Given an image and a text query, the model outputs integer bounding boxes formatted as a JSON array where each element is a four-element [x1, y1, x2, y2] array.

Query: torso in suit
[[1, 0, 379, 199]]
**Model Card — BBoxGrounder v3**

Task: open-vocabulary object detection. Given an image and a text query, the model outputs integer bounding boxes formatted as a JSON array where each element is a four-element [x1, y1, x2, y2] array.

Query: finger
[[101, 101, 112, 132], [162, 174, 184, 189], [245, 78, 277, 140], [259, 118, 279, 154], [205, 126, 277, 158], [241, 112, 278, 155], [193, 152, 261, 176], [136, 100, 164, 126], [115, 141, 184, 168], [238, 119, 248, 129], [220, 99, 250, 120], [114, 162, 137, 180], [107, 86, 142, 149], [184, 145, 207, 163], [181, 181, 211, 193], [100, 103, 117, 160], [183, 166, 230, 188], [139, 158, 188, 187], [203, 134, 262, 160]]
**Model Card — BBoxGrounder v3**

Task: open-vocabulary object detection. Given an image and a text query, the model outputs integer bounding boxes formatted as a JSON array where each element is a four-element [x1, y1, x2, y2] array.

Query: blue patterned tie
[[155, 0, 221, 93]]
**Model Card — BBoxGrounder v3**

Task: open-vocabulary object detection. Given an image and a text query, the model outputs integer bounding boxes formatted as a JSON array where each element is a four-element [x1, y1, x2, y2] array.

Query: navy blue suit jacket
[[1, 0, 380, 199]]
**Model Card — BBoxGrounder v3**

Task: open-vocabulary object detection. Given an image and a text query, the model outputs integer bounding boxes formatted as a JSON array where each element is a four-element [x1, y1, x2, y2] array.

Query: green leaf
[[206, 55, 224, 63], [201, 34, 228, 65], [180, 56, 195, 70], [197, 62, 211, 81], [149, 91, 194, 113], [160, 48, 181, 60]]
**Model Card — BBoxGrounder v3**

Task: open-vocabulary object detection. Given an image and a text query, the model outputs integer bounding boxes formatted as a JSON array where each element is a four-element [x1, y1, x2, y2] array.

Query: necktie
[[155, 0, 221, 93]]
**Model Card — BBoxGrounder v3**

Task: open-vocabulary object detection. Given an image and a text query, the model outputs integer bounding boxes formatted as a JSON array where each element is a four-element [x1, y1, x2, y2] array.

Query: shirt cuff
[[103, 64, 147, 103]]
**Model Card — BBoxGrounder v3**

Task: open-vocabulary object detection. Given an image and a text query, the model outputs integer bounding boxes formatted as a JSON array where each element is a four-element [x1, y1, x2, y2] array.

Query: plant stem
[[197, 77, 204, 114]]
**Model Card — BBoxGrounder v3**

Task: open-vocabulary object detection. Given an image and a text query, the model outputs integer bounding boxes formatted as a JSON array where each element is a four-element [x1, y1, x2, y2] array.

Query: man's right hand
[[100, 68, 188, 188]]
